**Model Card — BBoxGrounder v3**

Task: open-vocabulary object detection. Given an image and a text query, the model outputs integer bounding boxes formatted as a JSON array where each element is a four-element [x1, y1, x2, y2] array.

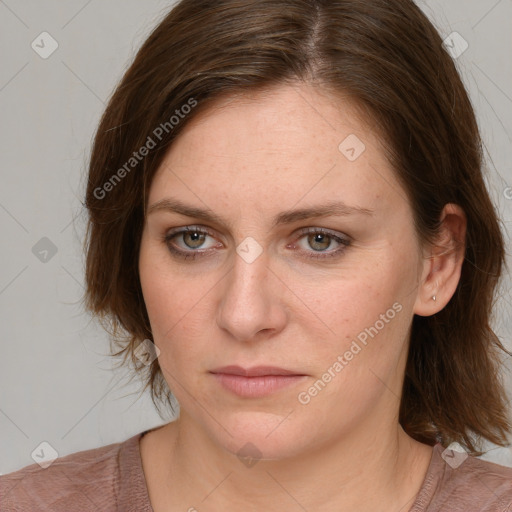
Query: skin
[[138, 82, 467, 512]]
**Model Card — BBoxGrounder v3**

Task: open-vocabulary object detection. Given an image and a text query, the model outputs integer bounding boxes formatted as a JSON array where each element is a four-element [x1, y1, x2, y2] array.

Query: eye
[[163, 225, 351, 262], [164, 226, 220, 260], [290, 228, 351, 260]]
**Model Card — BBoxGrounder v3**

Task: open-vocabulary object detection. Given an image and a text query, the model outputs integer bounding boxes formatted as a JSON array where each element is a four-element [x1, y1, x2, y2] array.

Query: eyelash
[[163, 226, 351, 261]]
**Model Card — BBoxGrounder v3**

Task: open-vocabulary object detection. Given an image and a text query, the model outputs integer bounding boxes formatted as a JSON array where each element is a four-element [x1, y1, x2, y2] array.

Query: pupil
[[309, 233, 330, 251], [185, 231, 204, 248]]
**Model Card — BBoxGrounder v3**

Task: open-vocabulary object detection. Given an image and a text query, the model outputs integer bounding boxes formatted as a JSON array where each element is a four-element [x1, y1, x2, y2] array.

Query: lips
[[210, 365, 306, 377], [210, 365, 308, 398]]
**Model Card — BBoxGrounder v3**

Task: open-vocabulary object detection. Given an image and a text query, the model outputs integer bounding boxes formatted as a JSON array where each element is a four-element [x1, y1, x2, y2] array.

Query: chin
[[206, 410, 319, 462]]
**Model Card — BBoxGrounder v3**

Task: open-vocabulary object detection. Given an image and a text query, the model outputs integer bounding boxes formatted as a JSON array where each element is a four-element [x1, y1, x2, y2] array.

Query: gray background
[[0, 0, 511, 474]]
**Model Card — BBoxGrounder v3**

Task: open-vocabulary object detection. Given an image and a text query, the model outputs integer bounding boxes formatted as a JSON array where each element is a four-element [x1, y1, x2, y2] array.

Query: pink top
[[1, 429, 511, 511]]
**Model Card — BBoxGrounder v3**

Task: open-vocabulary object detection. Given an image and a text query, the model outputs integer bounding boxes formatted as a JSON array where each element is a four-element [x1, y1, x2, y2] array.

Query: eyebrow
[[146, 198, 374, 229]]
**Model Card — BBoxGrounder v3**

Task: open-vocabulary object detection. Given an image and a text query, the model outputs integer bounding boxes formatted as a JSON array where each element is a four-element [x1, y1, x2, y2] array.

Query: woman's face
[[139, 83, 427, 459]]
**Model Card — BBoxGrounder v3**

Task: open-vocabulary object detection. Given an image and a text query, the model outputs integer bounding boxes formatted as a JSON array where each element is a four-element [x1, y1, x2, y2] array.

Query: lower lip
[[212, 373, 307, 398]]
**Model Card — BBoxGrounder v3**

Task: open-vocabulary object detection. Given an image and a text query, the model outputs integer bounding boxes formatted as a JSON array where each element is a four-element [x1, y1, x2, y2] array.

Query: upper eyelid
[[165, 225, 217, 240], [165, 225, 348, 239], [294, 226, 350, 239]]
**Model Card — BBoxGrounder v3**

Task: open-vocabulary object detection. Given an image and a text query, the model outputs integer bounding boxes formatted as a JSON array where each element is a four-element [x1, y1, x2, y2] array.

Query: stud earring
[[432, 295, 437, 301]]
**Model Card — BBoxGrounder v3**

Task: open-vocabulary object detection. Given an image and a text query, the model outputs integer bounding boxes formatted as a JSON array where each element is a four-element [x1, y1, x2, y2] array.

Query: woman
[[1, 0, 511, 510]]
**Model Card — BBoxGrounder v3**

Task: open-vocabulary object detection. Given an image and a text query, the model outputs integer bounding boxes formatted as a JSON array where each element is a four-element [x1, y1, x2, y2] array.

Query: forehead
[[148, 83, 404, 216]]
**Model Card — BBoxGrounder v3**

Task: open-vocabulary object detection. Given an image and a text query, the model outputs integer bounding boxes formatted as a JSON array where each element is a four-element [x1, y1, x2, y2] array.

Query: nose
[[216, 244, 287, 342]]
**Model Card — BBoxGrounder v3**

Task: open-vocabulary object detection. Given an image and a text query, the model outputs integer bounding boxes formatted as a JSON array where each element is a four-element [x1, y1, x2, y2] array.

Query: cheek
[[311, 281, 408, 374], [292, 280, 410, 431], [292, 248, 416, 386], [141, 273, 207, 340], [139, 254, 219, 375], [139, 234, 204, 328], [298, 252, 410, 338]]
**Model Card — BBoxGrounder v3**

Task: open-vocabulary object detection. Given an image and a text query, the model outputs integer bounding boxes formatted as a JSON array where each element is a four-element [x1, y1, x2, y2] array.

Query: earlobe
[[413, 203, 467, 317], [413, 272, 441, 317]]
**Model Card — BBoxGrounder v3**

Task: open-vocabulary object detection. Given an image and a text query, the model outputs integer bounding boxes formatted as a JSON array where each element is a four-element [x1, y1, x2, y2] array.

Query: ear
[[413, 203, 467, 317]]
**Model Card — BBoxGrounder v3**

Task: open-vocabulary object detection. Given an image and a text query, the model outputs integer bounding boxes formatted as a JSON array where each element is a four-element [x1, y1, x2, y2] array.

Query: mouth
[[210, 365, 306, 377], [209, 365, 308, 398]]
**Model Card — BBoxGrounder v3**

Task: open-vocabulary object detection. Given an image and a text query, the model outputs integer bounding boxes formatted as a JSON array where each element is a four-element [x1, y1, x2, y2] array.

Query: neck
[[150, 410, 433, 512]]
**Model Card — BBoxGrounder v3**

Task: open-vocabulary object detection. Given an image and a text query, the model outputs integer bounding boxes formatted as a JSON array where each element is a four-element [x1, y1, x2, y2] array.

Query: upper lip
[[210, 365, 305, 377]]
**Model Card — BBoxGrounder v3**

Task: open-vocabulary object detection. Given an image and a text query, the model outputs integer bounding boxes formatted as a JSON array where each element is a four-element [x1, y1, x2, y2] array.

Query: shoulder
[[0, 432, 148, 512], [415, 444, 512, 512]]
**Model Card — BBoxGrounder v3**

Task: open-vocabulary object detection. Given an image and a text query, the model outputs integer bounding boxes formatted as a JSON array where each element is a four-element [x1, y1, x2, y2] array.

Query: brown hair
[[83, 0, 511, 455]]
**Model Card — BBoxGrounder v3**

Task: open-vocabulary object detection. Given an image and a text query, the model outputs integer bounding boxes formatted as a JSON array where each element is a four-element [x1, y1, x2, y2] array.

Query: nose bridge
[[216, 237, 285, 340], [229, 233, 269, 291], [226, 240, 269, 312]]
